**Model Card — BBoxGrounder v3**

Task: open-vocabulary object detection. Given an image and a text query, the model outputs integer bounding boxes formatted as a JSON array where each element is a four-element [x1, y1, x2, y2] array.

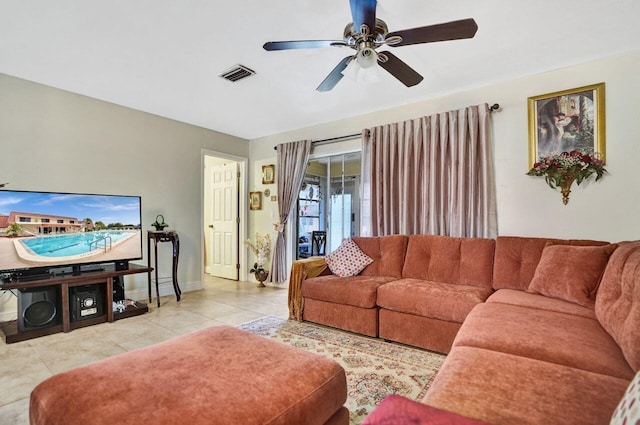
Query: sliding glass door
[[327, 153, 360, 252], [296, 152, 361, 259]]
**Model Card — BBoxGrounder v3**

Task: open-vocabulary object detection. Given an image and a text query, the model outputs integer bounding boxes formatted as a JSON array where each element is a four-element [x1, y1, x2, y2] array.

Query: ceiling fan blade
[[387, 18, 478, 47], [378, 51, 423, 87], [263, 40, 346, 51], [349, 0, 377, 34], [316, 56, 353, 92]]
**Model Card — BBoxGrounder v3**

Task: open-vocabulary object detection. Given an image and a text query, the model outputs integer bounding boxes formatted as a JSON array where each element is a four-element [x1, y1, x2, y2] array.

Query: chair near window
[[311, 231, 327, 256]]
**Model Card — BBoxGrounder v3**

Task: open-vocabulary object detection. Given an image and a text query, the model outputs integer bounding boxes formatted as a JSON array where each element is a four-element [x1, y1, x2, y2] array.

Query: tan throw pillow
[[527, 244, 617, 307], [325, 238, 374, 277]]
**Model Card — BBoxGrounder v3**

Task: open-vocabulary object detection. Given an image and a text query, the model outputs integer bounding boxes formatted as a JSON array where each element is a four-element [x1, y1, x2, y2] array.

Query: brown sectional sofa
[[301, 235, 408, 338], [291, 234, 639, 424], [301, 234, 495, 353], [377, 235, 495, 353]]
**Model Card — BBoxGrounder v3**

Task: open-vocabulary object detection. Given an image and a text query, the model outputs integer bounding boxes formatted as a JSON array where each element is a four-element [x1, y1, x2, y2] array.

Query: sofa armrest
[[361, 395, 489, 425], [288, 257, 329, 321]]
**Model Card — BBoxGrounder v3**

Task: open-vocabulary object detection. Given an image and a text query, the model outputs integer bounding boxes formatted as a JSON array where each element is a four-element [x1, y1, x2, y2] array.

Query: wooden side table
[[147, 230, 181, 307]]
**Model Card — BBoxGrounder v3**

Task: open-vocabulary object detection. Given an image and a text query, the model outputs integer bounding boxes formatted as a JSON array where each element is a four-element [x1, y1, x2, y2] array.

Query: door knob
[[208, 224, 214, 229]]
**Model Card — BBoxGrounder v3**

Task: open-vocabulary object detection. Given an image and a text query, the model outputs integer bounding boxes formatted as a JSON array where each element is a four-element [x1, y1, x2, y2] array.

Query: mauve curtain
[[361, 103, 497, 238], [269, 140, 312, 283]]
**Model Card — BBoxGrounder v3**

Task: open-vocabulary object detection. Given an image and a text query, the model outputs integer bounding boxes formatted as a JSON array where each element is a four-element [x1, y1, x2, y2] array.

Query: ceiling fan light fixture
[[360, 64, 380, 83], [341, 58, 360, 81], [341, 56, 380, 84], [356, 47, 378, 69]]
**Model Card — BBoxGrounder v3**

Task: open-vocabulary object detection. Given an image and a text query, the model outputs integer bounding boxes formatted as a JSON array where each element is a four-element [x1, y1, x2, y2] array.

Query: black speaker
[[70, 284, 105, 322], [113, 276, 125, 302], [18, 286, 62, 332]]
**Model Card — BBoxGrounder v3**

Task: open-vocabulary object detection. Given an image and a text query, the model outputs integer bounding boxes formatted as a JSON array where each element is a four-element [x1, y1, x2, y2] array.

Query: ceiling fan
[[263, 0, 478, 92]]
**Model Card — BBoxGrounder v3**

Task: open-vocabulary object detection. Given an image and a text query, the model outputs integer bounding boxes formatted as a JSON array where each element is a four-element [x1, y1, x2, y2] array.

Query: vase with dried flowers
[[527, 149, 607, 205], [245, 233, 272, 287]]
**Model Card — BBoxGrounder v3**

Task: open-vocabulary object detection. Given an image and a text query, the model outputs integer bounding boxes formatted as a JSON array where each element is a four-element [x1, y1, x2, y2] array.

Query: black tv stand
[[68, 264, 105, 275], [0, 263, 152, 344]]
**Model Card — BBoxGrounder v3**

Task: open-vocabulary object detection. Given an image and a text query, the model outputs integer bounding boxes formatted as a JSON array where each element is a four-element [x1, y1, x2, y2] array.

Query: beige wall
[[249, 50, 640, 273], [0, 73, 249, 320]]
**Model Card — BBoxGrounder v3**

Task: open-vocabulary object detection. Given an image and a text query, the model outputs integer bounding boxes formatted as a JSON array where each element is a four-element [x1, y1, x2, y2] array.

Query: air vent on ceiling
[[218, 64, 256, 82]]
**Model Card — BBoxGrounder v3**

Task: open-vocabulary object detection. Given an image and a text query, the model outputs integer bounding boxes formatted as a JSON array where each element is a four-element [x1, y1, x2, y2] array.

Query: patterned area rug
[[239, 316, 446, 425]]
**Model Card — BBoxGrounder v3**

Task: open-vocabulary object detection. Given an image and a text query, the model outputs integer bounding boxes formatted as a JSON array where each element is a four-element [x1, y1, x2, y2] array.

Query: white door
[[209, 162, 239, 279]]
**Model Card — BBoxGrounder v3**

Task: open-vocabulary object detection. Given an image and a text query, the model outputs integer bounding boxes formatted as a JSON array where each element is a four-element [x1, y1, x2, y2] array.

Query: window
[[19, 217, 31, 223], [41, 218, 50, 223], [57, 219, 64, 223]]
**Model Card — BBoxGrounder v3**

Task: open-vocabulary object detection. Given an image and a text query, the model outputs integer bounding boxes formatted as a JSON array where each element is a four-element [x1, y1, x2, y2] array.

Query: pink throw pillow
[[527, 244, 617, 307], [362, 395, 490, 425], [325, 238, 374, 277]]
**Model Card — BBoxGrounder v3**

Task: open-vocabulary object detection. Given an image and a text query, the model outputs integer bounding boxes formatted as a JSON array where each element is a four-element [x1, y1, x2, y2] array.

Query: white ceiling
[[1, 1, 639, 140]]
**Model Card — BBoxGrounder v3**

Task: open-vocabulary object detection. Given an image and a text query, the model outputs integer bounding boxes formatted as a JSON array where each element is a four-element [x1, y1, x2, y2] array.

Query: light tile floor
[[0, 276, 289, 425]]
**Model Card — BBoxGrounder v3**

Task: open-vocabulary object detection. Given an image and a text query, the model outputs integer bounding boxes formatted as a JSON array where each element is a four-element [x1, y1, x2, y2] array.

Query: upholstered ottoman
[[30, 326, 348, 425]]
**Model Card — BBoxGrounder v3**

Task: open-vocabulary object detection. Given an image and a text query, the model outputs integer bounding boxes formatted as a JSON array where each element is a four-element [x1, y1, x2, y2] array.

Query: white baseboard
[[126, 280, 203, 302]]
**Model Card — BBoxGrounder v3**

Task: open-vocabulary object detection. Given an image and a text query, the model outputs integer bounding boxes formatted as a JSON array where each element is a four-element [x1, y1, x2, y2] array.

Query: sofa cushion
[[379, 309, 462, 354], [423, 346, 630, 425], [453, 302, 634, 380], [527, 243, 617, 307], [493, 236, 608, 291], [353, 235, 409, 278], [303, 298, 379, 337], [401, 235, 495, 288], [302, 275, 396, 308], [325, 238, 373, 277], [377, 278, 493, 323], [610, 371, 640, 425], [486, 289, 596, 319], [596, 241, 640, 372]]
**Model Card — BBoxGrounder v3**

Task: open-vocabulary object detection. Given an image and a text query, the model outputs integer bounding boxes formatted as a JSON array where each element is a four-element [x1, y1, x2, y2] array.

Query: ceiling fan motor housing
[[343, 18, 389, 46]]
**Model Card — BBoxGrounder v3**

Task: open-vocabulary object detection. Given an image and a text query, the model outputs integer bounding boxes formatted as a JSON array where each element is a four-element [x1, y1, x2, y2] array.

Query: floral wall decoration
[[527, 149, 607, 205]]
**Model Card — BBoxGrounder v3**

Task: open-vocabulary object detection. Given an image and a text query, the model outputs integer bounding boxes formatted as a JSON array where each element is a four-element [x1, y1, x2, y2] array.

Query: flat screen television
[[0, 190, 142, 278]]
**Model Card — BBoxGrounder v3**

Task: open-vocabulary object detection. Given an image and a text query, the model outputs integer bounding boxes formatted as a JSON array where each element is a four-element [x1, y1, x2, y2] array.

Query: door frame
[[201, 149, 248, 282]]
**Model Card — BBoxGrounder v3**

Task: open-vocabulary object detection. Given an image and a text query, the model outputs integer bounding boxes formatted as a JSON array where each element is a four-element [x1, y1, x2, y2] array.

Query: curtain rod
[[273, 133, 361, 150], [272, 103, 500, 151]]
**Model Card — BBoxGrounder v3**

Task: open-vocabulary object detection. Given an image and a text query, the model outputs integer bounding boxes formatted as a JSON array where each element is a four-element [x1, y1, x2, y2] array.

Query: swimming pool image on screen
[[0, 190, 143, 271], [19, 231, 137, 257]]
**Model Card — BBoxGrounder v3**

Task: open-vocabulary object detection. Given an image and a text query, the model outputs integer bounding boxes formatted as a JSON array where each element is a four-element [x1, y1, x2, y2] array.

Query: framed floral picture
[[528, 83, 605, 168], [262, 164, 275, 185], [249, 191, 262, 210]]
